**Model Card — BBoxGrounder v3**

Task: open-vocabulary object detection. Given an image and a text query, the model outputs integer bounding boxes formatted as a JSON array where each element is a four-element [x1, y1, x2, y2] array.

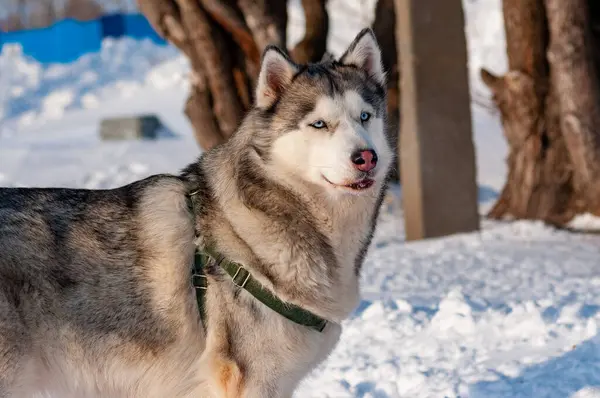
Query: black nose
[[351, 149, 378, 172]]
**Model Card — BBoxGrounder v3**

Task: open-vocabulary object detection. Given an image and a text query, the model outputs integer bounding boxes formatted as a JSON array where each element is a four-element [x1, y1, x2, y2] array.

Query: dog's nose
[[351, 149, 378, 172]]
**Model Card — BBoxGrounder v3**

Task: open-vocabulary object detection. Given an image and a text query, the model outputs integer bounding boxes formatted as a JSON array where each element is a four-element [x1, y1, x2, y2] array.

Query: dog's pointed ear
[[339, 28, 385, 84], [255, 46, 298, 109]]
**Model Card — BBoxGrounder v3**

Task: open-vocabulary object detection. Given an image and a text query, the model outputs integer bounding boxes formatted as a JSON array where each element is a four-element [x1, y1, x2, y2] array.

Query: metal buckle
[[232, 266, 250, 289], [192, 274, 208, 290]]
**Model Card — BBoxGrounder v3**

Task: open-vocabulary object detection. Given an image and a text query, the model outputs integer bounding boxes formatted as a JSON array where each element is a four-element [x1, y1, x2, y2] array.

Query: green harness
[[188, 192, 328, 333]]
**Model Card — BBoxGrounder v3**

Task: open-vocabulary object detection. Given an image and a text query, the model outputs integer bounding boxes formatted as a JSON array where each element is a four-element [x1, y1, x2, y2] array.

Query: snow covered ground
[[3, 0, 600, 397]]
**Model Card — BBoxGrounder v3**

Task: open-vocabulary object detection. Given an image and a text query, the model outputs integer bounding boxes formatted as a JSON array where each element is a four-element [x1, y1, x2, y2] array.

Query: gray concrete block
[[100, 114, 162, 141]]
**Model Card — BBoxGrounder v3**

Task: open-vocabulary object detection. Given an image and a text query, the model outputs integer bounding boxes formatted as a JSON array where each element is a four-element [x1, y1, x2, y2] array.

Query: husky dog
[[0, 28, 392, 397]]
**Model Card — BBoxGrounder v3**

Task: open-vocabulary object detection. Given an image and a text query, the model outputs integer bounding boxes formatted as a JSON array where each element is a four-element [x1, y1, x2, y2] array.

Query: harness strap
[[187, 189, 328, 333], [192, 248, 328, 333], [191, 252, 209, 330]]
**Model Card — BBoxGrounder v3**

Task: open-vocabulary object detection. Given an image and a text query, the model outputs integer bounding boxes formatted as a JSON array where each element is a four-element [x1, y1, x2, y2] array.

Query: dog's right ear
[[339, 28, 385, 85], [255, 46, 298, 109]]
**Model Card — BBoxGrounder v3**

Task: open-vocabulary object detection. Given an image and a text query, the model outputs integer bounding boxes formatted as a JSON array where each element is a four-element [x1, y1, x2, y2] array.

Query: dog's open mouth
[[323, 176, 375, 191], [344, 179, 374, 190]]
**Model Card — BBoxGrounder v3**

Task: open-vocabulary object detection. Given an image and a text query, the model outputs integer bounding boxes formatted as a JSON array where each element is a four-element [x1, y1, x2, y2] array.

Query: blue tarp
[[121, 14, 164, 44], [0, 13, 167, 64]]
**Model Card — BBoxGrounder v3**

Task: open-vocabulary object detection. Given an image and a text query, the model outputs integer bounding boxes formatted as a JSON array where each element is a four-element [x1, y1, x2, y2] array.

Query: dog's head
[[250, 28, 393, 197]]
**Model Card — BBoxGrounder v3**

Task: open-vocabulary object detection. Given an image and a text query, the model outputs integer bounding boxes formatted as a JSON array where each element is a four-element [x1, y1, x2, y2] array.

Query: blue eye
[[360, 112, 371, 122], [310, 120, 327, 129]]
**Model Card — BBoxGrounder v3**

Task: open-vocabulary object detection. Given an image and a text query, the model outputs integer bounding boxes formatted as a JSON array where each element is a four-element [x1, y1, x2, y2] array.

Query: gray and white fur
[[0, 28, 393, 397]]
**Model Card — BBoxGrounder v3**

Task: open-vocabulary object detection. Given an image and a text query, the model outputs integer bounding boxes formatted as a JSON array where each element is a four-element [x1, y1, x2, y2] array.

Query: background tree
[[481, 0, 600, 224], [1, 0, 104, 31], [137, 0, 324, 150], [137, 0, 400, 168], [372, 0, 399, 180], [29, 0, 57, 28], [64, 0, 103, 21], [0, 14, 25, 32], [0, 0, 26, 32]]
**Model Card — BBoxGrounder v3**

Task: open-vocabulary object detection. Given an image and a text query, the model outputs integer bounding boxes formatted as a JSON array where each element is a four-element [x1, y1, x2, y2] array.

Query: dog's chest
[[329, 202, 373, 267]]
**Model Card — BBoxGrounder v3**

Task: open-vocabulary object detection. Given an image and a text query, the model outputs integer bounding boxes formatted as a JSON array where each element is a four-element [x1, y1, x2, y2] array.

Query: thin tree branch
[[238, 0, 285, 50], [137, 0, 187, 51], [200, 0, 260, 65]]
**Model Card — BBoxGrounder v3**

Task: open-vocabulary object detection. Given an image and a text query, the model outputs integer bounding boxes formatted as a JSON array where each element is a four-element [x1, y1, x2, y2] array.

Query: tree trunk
[[372, 0, 400, 181], [546, 0, 600, 214], [290, 0, 328, 63], [482, 0, 600, 224]]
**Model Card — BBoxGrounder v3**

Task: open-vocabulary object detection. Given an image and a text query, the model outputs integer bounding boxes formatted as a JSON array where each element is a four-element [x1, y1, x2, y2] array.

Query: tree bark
[[185, 65, 225, 150], [199, 0, 261, 67], [177, 0, 245, 140], [482, 0, 577, 223], [545, 0, 600, 214], [372, 0, 399, 181], [290, 0, 328, 63], [237, 0, 286, 52]]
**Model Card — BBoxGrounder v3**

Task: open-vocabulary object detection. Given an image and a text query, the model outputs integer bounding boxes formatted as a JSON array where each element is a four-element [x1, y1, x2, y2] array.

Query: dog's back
[[0, 175, 202, 397]]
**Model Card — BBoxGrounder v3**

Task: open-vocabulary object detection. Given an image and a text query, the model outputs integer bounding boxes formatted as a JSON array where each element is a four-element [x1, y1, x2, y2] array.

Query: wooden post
[[396, 0, 479, 240]]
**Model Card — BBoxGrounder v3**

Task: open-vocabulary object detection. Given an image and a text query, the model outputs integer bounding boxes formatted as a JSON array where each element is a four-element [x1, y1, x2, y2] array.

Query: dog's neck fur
[[183, 126, 387, 322]]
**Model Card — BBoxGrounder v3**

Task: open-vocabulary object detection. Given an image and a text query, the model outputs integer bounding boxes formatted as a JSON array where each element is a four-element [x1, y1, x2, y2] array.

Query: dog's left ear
[[255, 46, 298, 109], [339, 28, 385, 85]]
